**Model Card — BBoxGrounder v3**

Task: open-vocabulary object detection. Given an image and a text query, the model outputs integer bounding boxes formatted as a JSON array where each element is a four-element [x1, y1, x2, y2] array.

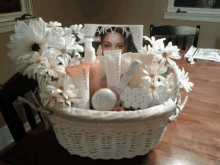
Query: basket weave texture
[[49, 100, 174, 160], [44, 64, 182, 159], [19, 63, 186, 160]]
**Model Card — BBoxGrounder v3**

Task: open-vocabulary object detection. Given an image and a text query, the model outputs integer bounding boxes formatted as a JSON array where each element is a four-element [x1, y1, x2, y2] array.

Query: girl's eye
[[117, 45, 123, 49], [104, 44, 110, 48]]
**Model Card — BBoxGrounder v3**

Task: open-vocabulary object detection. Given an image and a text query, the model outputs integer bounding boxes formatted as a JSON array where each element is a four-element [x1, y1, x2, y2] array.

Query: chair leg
[[37, 111, 44, 123], [0, 102, 26, 142], [23, 103, 37, 130]]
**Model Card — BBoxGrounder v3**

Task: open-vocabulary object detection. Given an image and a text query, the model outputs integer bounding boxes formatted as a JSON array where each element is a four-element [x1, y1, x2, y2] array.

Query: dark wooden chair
[[0, 72, 42, 143], [0, 73, 153, 165], [150, 24, 200, 50]]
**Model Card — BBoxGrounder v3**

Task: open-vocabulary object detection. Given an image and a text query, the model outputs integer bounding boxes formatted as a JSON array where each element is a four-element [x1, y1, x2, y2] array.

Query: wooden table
[[0, 52, 220, 165]]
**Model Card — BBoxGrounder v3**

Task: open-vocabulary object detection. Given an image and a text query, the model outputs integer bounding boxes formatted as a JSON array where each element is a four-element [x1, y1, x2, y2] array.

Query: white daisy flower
[[50, 27, 65, 37], [143, 36, 166, 50], [40, 51, 66, 77], [57, 55, 80, 68], [164, 73, 174, 92], [6, 17, 60, 63], [51, 27, 73, 38], [141, 61, 167, 83], [21, 51, 46, 79], [24, 17, 47, 51], [69, 24, 84, 42], [45, 21, 62, 32], [178, 68, 194, 92], [46, 37, 83, 57], [46, 77, 80, 102], [7, 19, 43, 61], [14, 53, 32, 72], [67, 49, 81, 59], [153, 41, 181, 66], [138, 44, 153, 54], [57, 94, 81, 107], [37, 73, 50, 92], [46, 37, 76, 56], [142, 80, 161, 100], [69, 37, 84, 53], [53, 56, 80, 79], [39, 91, 59, 108], [151, 84, 171, 106], [73, 43, 84, 53], [63, 27, 74, 38]]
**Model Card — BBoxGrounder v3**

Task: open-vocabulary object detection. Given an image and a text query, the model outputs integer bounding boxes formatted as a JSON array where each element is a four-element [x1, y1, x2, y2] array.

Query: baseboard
[[0, 115, 41, 152]]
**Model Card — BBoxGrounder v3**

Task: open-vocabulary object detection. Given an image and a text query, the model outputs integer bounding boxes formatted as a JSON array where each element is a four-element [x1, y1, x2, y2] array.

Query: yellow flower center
[[48, 24, 54, 28], [59, 86, 64, 91], [162, 52, 169, 58], [36, 59, 41, 63], [61, 49, 66, 54], [150, 74, 155, 78], [150, 84, 156, 91], [50, 65, 55, 69]]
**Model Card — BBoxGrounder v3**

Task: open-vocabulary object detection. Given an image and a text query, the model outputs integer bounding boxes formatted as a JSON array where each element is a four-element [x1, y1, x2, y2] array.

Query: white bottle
[[84, 38, 96, 63], [84, 38, 103, 109]]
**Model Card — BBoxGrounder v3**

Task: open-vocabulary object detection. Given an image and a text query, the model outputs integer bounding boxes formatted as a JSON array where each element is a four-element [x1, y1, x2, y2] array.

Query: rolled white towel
[[140, 102, 149, 109], [136, 94, 144, 103], [143, 93, 153, 105], [124, 86, 132, 95], [124, 100, 132, 108], [132, 101, 140, 109], [128, 95, 135, 102], [131, 88, 140, 96], [120, 93, 128, 102], [140, 87, 150, 96]]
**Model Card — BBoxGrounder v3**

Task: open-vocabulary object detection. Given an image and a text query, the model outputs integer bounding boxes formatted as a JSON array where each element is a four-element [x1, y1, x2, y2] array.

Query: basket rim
[[49, 98, 177, 123]]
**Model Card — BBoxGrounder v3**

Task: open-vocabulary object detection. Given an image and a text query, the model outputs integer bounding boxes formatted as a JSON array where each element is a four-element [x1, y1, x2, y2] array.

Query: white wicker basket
[[47, 63, 188, 160], [49, 98, 176, 160], [19, 63, 188, 160]]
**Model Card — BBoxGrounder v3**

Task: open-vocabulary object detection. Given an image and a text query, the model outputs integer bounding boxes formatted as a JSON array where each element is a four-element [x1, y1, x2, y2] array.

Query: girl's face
[[101, 31, 126, 54]]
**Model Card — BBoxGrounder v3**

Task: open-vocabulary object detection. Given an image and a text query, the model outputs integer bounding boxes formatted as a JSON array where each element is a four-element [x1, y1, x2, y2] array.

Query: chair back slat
[[168, 35, 172, 42], [37, 111, 44, 123], [175, 36, 179, 47], [182, 36, 187, 50], [193, 25, 200, 47], [23, 103, 37, 130], [0, 101, 26, 142], [0, 73, 38, 103], [150, 24, 200, 50], [0, 73, 39, 142]]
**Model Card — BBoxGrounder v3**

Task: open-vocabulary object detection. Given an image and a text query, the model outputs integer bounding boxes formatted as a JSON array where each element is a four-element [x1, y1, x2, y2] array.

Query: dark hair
[[94, 26, 138, 53]]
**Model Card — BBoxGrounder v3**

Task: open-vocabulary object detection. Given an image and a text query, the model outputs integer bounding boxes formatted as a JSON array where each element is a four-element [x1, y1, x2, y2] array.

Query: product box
[[84, 24, 144, 56]]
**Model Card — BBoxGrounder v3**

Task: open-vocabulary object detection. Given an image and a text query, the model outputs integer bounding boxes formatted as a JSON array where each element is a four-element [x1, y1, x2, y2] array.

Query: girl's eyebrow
[[103, 41, 125, 44], [116, 42, 125, 45], [103, 41, 111, 45]]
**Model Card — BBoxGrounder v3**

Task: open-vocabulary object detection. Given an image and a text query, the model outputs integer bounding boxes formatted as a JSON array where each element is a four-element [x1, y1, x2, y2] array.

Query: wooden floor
[[0, 52, 220, 165]]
